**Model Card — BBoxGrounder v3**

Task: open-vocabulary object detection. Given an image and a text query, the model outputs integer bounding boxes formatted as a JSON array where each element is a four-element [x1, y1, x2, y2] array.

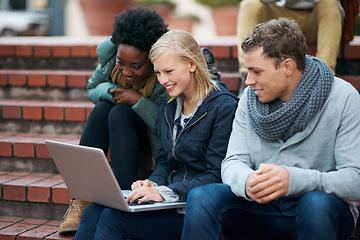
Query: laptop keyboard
[[127, 199, 155, 206]]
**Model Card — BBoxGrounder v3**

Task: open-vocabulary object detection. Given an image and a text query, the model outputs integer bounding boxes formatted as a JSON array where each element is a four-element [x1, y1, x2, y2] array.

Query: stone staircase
[[0, 36, 359, 239]]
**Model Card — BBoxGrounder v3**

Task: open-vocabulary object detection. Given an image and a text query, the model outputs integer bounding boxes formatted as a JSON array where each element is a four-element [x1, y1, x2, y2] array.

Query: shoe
[[58, 198, 91, 234]]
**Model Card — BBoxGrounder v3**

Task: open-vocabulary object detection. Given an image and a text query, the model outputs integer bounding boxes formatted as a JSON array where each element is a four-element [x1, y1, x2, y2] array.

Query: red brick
[[71, 45, 89, 57], [0, 222, 38, 240], [28, 74, 46, 87], [0, 216, 23, 223], [65, 107, 85, 121], [18, 225, 58, 240], [23, 106, 43, 120], [0, 221, 14, 229], [34, 45, 51, 57], [48, 74, 66, 87], [344, 43, 360, 59], [85, 107, 93, 120], [44, 106, 64, 121], [232, 45, 238, 59], [0, 142, 12, 157], [67, 75, 87, 88], [3, 184, 26, 201], [15, 45, 32, 57], [52, 46, 70, 58], [0, 73, 8, 86], [14, 142, 34, 158], [211, 45, 231, 58], [52, 183, 72, 204], [8, 73, 26, 86], [28, 175, 63, 203], [221, 73, 240, 92], [89, 45, 97, 57], [45, 220, 61, 226], [45, 231, 75, 240], [0, 45, 15, 56], [2, 105, 22, 119], [3, 174, 51, 201], [35, 142, 51, 159]]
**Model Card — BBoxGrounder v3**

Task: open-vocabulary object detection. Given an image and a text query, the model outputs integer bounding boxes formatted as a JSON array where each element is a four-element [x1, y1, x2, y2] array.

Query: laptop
[[45, 140, 186, 212]]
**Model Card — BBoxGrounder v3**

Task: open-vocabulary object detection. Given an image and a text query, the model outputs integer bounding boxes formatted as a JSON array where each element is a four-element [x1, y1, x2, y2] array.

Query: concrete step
[[0, 216, 75, 240], [0, 69, 92, 101], [0, 99, 93, 134]]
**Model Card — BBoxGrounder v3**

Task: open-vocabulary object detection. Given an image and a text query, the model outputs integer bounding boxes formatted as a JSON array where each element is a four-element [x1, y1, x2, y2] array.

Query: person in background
[[236, 0, 343, 96], [182, 18, 360, 240], [59, 7, 168, 234], [73, 29, 239, 240]]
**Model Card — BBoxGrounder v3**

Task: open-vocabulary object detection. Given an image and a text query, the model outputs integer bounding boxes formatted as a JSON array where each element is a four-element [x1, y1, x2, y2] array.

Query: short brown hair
[[241, 18, 307, 71]]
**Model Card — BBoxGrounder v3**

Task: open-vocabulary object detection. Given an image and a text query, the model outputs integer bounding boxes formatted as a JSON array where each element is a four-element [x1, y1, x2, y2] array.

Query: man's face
[[244, 47, 294, 103]]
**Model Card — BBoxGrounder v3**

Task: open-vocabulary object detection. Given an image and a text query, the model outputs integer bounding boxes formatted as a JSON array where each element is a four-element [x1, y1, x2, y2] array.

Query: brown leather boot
[[58, 198, 91, 234]]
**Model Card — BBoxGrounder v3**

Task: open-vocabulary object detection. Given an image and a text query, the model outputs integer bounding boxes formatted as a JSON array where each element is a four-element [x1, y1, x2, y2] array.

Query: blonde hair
[[149, 29, 219, 102]]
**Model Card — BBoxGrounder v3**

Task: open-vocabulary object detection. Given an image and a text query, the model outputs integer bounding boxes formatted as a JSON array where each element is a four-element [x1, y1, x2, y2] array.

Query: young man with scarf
[[180, 18, 360, 240]]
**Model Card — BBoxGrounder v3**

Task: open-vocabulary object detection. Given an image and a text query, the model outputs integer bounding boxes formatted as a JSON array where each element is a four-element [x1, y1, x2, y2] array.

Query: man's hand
[[110, 86, 142, 105], [245, 163, 289, 203]]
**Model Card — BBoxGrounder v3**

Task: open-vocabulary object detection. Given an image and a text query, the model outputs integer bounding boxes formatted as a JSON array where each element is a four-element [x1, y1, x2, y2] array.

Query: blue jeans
[[80, 101, 150, 189], [74, 204, 184, 240], [182, 183, 354, 240]]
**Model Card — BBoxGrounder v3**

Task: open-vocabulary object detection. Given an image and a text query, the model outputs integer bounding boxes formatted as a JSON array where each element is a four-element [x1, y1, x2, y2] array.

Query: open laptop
[[45, 140, 186, 212]]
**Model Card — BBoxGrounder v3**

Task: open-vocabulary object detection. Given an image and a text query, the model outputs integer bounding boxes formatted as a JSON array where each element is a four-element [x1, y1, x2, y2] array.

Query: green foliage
[[194, 0, 242, 7]]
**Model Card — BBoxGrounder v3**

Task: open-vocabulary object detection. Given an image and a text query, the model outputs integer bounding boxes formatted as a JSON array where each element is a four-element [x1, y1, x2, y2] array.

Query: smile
[[165, 84, 175, 90]]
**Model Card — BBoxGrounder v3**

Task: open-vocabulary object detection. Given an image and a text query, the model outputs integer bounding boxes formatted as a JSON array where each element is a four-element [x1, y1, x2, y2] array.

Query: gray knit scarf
[[248, 55, 334, 141]]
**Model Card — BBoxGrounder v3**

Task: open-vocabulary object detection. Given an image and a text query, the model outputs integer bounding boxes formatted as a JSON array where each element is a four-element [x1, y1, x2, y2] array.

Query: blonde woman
[[74, 29, 238, 240]]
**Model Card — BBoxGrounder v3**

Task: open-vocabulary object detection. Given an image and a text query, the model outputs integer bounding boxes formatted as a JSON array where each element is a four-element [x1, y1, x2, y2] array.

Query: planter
[[211, 6, 239, 36], [168, 16, 198, 33], [79, 0, 131, 36]]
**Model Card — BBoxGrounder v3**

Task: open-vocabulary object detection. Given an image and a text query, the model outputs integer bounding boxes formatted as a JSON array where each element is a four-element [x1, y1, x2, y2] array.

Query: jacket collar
[[164, 82, 238, 127]]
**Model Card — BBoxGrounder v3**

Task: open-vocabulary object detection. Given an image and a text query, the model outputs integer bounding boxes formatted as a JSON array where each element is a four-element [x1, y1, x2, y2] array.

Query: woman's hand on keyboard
[[127, 183, 165, 204]]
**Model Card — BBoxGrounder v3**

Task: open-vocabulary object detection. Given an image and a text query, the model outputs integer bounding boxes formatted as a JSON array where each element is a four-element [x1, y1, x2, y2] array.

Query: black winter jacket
[[149, 83, 238, 201]]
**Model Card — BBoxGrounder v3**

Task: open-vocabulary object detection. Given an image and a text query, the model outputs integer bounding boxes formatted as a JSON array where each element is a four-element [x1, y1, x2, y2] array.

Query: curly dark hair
[[111, 7, 169, 52]]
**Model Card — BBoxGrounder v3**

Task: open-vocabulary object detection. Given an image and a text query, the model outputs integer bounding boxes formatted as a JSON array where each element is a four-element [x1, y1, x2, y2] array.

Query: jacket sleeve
[[86, 38, 118, 104], [132, 83, 166, 133], [221, 88, 255, 199], [168, 96, 238, 201], [87, 63, 118, 104]]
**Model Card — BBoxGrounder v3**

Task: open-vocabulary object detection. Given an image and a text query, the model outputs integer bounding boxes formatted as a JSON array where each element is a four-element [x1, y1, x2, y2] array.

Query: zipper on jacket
[[164, 106, 208, 181]]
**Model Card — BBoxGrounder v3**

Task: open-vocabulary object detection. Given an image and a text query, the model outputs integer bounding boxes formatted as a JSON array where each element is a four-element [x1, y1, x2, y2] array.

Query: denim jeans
[[74, 204, 184, 240], [182, 183, 354, 240], [80, 101, 150, 189]]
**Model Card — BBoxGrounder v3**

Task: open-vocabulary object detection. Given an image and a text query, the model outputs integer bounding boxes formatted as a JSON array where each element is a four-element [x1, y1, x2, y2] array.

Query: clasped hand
[[110, 86, 142, 105], [127, 179, 165, 204], [246, 163, 289, 204]]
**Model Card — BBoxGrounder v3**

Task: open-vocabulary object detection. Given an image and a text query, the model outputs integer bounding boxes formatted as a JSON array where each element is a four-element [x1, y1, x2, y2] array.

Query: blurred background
[[0, 0, 359, 40], [0, 0, 247, 41]]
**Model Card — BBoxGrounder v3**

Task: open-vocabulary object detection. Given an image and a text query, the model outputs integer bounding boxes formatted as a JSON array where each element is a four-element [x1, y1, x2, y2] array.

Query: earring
[[190, 69, 195, 72]]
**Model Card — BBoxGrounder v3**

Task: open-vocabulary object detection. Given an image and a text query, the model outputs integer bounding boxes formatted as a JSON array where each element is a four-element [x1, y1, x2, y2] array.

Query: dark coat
[[149, 83, 238, 201]]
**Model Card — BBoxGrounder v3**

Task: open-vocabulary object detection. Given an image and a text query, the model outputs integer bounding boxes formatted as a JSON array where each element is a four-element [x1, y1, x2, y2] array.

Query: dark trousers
[[182, 183, 355, 240], [80, 101, 150, 189]]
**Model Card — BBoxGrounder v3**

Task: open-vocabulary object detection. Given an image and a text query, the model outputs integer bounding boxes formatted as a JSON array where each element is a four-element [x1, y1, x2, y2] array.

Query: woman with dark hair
[[58, 7, 168, 234]]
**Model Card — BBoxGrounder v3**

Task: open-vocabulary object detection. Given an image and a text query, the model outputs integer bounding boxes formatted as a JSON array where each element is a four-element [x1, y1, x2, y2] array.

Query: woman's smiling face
[[152, 48, 196, 100], [116, 44, 153, 86]]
